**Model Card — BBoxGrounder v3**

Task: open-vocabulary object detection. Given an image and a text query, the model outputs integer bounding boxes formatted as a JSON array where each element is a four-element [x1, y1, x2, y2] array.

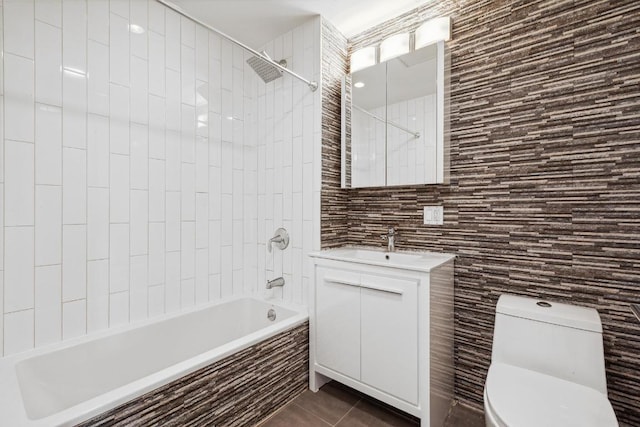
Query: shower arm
[[156, 0, 319, 92]]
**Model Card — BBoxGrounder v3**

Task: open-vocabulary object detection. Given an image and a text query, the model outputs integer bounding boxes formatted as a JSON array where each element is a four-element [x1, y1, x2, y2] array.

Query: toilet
[[484, 294, 618, 427]]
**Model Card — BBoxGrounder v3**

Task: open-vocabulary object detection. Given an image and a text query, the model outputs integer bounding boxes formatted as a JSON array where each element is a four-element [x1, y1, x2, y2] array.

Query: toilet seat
[[485, 363, 618, 427]]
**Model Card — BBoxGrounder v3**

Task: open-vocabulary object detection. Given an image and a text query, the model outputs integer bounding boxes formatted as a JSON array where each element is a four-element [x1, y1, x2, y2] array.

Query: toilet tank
[[491, 294, 608, 394]]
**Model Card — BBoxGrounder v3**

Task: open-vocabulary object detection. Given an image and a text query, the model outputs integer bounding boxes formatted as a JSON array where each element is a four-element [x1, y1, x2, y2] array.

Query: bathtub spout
[[266, 277, 285, 289]]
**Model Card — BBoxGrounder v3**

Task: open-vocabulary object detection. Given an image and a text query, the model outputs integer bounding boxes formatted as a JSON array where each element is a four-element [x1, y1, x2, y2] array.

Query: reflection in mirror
[[342, 41, 448, 188], [387, 45, 437, 186], [351, 62, 387, 187]]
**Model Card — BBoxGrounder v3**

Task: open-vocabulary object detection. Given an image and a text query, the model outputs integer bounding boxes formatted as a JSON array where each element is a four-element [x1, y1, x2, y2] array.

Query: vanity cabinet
[[309, 248, 455, 427], [315, 268, 361, 380], [360, 273, 418, 404], [316, 268, 419, 403]]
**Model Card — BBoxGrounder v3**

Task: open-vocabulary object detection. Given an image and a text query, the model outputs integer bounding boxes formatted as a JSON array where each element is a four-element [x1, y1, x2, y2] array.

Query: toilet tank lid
[[496, 294, 602, 333]]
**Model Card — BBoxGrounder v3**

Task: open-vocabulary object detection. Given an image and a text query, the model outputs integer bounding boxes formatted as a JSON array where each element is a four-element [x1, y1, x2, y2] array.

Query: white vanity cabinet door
[[360, 274, 419, 405], [315, 268, 361, 380]]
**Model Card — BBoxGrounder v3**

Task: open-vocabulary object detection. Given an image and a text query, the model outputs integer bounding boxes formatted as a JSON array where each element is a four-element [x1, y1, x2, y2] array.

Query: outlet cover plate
[[424, 206, 443, 225]]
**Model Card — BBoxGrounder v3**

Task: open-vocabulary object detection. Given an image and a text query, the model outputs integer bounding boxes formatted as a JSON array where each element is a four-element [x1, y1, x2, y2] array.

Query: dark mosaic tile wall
[[320, 0, 640, 424], [321, 18, 350, 248], [76, 322, 309, 427]]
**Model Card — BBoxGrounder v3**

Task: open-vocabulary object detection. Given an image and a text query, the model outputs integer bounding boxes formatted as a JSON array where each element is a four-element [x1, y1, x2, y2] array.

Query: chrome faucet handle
[[381, 227, 397, 238], [268, 228, 289, 253]]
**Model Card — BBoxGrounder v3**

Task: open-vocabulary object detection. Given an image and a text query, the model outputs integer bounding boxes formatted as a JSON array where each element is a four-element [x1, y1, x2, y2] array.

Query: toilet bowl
[[484, 294, 618, 427]]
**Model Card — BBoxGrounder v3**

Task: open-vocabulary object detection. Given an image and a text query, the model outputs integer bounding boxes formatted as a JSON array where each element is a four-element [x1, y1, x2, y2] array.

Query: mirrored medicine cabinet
[[341, 39, 450, 188]]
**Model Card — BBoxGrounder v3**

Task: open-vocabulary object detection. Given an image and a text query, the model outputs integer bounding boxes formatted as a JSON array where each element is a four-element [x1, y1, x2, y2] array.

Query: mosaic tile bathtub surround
[[320, 0, 640, 424], [76, 322, 309, 426]]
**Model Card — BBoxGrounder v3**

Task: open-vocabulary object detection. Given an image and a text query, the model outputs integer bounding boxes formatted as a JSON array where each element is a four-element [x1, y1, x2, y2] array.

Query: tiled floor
[[258, 382, 485, 427]]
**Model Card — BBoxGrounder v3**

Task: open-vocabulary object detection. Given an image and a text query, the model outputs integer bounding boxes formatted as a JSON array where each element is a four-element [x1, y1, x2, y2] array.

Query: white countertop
[[309, 247, 455, 272]]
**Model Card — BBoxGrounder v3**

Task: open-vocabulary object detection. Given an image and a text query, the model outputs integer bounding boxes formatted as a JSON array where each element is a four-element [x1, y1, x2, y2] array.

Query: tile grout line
[[256, 403, 289, 426], [254, 390, 305, 426], [289, 402, 333, 426], [332, 397, 361, 426]]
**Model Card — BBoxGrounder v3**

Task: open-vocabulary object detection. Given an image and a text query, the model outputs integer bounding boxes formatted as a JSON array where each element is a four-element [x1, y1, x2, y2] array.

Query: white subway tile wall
[[0, 0, 4, 357], [0, 0, 321, 356]]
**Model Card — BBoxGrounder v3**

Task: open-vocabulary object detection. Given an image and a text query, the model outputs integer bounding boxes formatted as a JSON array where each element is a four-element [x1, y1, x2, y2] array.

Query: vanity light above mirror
[[351, 17, 451, 71]]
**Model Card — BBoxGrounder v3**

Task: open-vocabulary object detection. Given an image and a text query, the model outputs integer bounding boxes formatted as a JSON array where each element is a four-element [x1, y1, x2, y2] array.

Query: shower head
[[247, 51, 288, 83]]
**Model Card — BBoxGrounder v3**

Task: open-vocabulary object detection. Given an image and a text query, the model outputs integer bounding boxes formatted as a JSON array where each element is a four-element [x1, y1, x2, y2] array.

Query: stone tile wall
[[320, 1, 640, 424]]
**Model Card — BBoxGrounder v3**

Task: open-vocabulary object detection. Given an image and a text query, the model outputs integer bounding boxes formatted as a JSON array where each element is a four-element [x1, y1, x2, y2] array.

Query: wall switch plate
[[424, 206, 444, 225]]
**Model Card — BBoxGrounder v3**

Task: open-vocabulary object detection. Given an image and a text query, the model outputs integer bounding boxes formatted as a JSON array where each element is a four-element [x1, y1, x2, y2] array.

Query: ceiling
[[170, 0, 429, 48]]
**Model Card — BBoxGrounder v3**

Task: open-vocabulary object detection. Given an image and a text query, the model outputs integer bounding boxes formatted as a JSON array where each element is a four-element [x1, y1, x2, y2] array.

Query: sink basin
[[309, 247, 455, 272], [333, 248, 424, 263]]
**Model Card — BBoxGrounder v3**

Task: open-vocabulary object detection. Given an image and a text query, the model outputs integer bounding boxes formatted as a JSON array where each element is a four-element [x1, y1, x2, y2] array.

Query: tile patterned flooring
[[258, 382, 485, 427]]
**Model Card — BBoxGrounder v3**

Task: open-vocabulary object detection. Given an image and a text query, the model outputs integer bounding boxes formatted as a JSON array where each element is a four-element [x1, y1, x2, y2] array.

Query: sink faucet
[[266, 277, 285, 289], [381, 227, 397, 252]]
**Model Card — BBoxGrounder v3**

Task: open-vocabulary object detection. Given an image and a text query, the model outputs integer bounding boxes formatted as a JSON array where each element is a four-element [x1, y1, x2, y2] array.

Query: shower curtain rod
[[156, 0, 319, 92], [353, 105, 421, 139]]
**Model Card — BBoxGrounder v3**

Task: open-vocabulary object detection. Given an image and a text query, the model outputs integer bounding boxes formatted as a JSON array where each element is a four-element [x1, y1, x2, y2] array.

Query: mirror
[[342, 41, 449, 188]]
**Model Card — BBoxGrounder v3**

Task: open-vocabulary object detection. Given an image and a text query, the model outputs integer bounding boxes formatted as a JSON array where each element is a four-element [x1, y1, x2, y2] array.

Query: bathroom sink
[[309, 247, 455, 272], [335, 248, 424, 263]]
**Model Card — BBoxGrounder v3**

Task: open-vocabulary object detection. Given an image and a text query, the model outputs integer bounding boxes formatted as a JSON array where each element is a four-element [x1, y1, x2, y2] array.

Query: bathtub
[[0, 296, 309, 426]]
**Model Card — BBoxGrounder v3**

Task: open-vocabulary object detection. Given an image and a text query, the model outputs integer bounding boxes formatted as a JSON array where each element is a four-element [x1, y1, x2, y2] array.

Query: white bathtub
[[0, 296, 308, 427]]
